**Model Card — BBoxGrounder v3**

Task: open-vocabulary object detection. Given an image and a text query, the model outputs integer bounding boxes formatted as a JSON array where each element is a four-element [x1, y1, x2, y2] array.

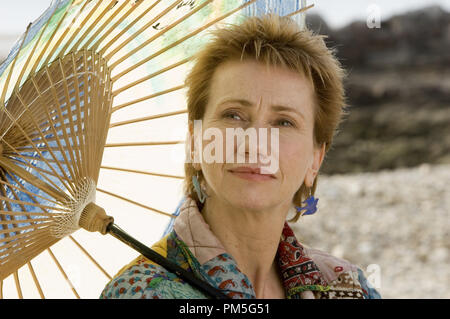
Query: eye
[[223, 111, 244, 121], [276, 119, 295, 127]]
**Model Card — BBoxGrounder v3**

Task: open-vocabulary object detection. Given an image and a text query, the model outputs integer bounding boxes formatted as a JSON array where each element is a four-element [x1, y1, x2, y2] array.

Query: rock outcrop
[[306, 6, 450, 174]]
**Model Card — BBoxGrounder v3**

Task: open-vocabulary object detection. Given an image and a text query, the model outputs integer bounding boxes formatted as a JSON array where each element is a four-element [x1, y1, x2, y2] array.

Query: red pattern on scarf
[[277, 222, 328, 290]]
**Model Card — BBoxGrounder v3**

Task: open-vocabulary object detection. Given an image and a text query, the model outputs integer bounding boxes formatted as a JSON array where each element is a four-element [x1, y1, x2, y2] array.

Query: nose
[[236, 125, 276, 167]]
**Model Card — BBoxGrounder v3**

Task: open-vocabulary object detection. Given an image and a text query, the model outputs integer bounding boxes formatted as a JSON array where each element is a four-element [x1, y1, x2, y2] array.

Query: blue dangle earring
[[295, 187, 318, 217], [192, 171, 208, 203]]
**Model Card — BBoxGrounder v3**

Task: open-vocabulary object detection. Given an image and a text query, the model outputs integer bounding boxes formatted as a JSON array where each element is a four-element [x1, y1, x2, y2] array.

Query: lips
[[228, 166, 276, 179]]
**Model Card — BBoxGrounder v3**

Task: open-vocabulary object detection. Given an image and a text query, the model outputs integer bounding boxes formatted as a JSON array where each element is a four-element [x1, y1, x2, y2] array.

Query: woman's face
[[191, 59, 325, 212]]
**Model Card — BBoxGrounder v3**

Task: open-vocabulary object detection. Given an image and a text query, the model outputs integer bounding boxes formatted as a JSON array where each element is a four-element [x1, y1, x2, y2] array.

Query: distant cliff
[[307, 6, 450, 174]]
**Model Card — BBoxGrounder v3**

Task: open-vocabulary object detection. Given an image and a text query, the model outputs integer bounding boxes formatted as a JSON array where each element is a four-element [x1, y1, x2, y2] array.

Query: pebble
[[291, 163, 450, 298]]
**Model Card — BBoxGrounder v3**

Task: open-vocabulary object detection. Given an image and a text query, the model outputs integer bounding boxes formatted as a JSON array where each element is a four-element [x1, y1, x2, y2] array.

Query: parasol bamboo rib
[[0, 226, 49, 247], [27, 262, 45, 299], [9, 105, 78, 190], [96, 187, 173, 218], [56, 59, 82, 185], [111, 85, 185, 113], [15, 77, 88, 148], [0, 218, 53, 226], [88, 51, 112, 184], [286, 3, 315, 17], [97, 0, 161, 55], [70, 52, 89, 180], [0, 228, 55, 252], [0, 224, 53, 237], [0, 24, 30, 106], [69, 235, 112, 280], [47, 247, 80, 299], [13, 271, 23, 299], [5, 174, 57, 246], [0, 222, 52, 238], [108, 0, 213, 69], [79, 0, 132, 52], [109, 109, 187, 128], [2, 240, 56, 281], [0, 170, 31, 217], [0, 172, 49, 241], [104, 140, 184, 147], [0, 179, 59, 205], [0, 211, 58, 217], [100, 166, 184, 180], [88, 53, 99, 182], [13, 4, 59, 94], [0, 198, 67, 213], [44, 65, 83, 190], [1, 238, 52, 271], [90, 1, 144, 53], [17, 153, 72, 166], [0, 156, 68, 203], [15, 84, 86, 137], [68, 1, 118, 55], [83, 50, 93, 184], [83, 50, 95, 184], [103, 0, 180, 61], [44, 1, 96, 65], [17, 80, 77, 195], [14, 146, 81, 153], [32, 48, 109, 187], [0, 180, 17, 255], [0, 164, 69, 208], [112, 56, 193, 96], [1, 142, 71, 200], [8, 157, 74, 186], [2, 237, 55, 263], [2, 124, 73, 198], [36, 2, 87, 74], [97, 54, 113, 184]]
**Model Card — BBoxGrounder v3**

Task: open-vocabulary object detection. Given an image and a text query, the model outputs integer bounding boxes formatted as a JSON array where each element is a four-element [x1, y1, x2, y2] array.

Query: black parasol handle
[[106, 223, 230, 299]]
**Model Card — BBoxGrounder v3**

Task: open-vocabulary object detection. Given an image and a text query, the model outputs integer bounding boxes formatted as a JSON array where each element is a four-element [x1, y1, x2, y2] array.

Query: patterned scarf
[[277, 222, 330, 298]]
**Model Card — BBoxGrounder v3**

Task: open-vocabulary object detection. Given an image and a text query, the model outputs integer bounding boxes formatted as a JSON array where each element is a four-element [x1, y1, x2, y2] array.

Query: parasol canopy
[[0, 0, 311, 298]]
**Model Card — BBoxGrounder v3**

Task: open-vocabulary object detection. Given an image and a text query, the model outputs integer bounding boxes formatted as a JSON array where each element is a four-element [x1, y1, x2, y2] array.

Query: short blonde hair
[[184, 14, 347, 221]]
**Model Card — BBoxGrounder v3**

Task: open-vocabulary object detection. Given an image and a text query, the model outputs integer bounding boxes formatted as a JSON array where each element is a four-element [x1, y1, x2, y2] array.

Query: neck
[[201, 194, 290, 298]]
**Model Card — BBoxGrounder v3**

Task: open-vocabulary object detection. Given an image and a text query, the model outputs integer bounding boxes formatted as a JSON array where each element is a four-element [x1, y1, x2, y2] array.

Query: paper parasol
[[0, 0, 311, 298]]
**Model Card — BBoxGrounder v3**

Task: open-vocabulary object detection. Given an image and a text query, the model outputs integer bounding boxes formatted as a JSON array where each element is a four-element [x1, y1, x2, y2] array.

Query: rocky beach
[[291, 163, 450, 298]]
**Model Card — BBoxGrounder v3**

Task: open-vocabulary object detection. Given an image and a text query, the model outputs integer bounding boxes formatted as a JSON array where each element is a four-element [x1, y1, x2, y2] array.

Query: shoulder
[[100, 257, 207, 299], [304, 246, 381, 299], [304, 246, 358, 283], [100, 233, 207, 299]]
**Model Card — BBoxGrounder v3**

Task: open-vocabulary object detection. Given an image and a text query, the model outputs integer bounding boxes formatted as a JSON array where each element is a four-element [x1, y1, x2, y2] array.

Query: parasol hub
[[79, 202, 114, 235]]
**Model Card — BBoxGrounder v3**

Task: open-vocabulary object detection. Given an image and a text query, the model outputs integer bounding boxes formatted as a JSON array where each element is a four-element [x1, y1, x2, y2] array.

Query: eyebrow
[[218, 98, 306, 121]]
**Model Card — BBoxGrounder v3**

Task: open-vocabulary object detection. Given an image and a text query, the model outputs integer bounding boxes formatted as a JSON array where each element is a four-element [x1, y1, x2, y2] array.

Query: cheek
[[200, 162, 222, 193], [200, 127, 229, 164], [279, 138, 311, 179]]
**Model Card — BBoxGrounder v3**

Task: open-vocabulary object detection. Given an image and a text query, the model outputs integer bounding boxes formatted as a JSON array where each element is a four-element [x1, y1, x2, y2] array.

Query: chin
[[227, 189, 275, 211]]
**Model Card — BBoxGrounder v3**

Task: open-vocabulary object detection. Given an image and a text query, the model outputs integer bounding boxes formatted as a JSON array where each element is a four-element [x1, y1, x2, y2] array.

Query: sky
[[0, 0, 449, 35]]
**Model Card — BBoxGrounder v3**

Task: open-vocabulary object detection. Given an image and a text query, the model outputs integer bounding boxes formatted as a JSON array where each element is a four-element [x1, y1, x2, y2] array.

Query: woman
[[100, 14, 381, 299]]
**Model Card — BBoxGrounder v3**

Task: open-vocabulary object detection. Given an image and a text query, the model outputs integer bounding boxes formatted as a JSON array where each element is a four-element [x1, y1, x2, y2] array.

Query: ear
[[305, 143, 326, 187], [188, 120, 201, 171]]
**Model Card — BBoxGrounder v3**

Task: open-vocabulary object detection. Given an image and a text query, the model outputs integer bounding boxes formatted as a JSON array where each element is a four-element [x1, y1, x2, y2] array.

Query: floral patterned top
[[100, 196, 381, 299]]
